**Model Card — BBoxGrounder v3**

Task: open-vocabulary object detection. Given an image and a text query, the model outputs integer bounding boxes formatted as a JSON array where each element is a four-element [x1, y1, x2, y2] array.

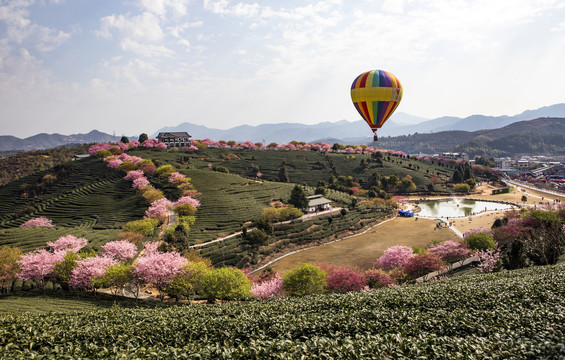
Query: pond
[[414, 199, 516, 218]]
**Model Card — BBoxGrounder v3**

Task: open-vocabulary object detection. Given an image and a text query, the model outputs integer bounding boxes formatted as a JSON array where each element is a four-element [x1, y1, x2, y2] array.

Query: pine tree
[[289, 185, 308, 209]]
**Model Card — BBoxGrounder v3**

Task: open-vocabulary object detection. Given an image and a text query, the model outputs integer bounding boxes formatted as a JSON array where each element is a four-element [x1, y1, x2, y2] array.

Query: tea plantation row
[[1, 263, 563, 358]]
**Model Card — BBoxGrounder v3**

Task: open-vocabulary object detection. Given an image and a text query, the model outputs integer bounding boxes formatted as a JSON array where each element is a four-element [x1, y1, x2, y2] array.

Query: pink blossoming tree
[[46, 235, 88, 253], [427, 241, 471, 263], [17, 249, 66, 288], [69, 256, 116, 290], [101, 240, 138, 262], [376, 245, 414, 270], [134, 251, 187, 300], [251, 274, 284, 300], [132, 176, 150, 189], [326, 267, 367, 293], [145, 198, 173, 220], [20, 217, 54, 227]]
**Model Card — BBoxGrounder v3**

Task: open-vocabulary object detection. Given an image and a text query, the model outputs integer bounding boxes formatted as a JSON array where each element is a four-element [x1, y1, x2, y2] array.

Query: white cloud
[[139, 0, 192, 17], [98, 12, 164, 42]]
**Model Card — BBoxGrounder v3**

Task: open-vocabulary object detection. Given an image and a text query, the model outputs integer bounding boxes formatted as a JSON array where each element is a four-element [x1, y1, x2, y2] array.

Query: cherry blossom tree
[[145, 198, 173, 220], [132, 176, 150, 189], [20, 217, 54, 227], [376, 245, 414, 270], [17, 249, 66, 287], [326, 267, 367, 293], [168, 172, 186, 184], [46, 235, 88, 253], [134, 251, 187, 300], [124, 170, 145, 181], [427, 241, 471, 263], [143, 241, 162, 256], [174, 195, 200, 208], [101, 240, 138, 262], [69, 256, 116, 290], [251, 274, 283, 300]]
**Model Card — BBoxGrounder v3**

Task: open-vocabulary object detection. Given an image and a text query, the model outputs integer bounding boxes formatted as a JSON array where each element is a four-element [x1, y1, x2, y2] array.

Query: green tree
[[52, 251, 80, 289], [199, 267, 251, 303], [278, 165, 289, 182], [289, 185, 308, 209], [163, 224, 191, 252], [138, 133, 148, 143], [164, 261, 211, 301], [465, 232, 496, 251], [283, 263, 327, 296], [0, 246, 22, 290], [95, 263, 134, 297], [120, 136, 129, 143]]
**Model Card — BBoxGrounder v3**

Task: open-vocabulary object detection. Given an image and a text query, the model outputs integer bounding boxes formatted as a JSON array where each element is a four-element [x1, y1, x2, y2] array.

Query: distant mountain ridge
[[1, 103, 565, 151], [154, 103, 565, 144], [0, 130, 119, 151], [375, 117, 565, 157]]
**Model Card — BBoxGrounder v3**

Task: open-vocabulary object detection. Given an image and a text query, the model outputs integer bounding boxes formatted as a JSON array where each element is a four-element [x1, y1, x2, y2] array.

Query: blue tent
[[398, 209, 414, 217]]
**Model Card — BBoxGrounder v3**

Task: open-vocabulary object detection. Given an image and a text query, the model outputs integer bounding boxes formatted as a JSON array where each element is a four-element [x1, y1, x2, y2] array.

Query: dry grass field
[[269, 217, 460, 272], [268, 183, 565, 273]]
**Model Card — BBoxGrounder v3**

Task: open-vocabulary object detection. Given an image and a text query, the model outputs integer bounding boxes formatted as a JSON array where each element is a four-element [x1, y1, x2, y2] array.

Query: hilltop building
[[304, 195, 333, 213], [156, 132, 192, 148]]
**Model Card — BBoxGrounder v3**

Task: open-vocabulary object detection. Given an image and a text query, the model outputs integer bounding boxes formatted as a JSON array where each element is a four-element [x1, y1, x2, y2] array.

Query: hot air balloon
[[350, 69, 403, 141]]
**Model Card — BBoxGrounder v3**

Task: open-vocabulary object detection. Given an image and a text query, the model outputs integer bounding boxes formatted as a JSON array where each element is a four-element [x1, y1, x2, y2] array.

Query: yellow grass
[[269, 217, 460, 273], [267, 183, 565, 274]]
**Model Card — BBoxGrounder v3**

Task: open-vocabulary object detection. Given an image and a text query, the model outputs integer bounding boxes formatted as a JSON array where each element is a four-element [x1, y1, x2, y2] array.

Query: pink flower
[[46, 235, 88, 253], [143, 241, 162, 255], [106, 159, 123, 168], [101, 240, 138, 262], [475, 249, 501, 273], [376, 245, 414, 270], [174, 195, 200, 208], [168, 172, 186, 184], [69, 256, 116, 289], [20, 217, 54, 227], [17, 249, 66, 282], [326, 267, 367, 293], [427, 241, 471, 263], [124, 170, 145, 181], [88, 143, 112, 156], [134, 252, 187, 287], [251, 275, 283, 300], [132, 176, 150, 189], [145, 198, 173, 220]]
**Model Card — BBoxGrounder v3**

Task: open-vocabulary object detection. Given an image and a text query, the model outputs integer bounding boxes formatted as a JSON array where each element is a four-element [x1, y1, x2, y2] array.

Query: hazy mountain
[[0, 130, 119, 151], [2, 104, 565, 151], [375, 117, 565, 157]]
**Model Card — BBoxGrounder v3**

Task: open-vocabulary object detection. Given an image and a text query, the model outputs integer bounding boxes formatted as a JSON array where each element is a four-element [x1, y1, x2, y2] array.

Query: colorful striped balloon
[[351, 70, 403, 140]]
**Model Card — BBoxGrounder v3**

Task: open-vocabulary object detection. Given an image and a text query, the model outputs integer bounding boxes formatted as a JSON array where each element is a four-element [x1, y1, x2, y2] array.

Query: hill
[[0, 130, 120, 151], [1, 263, 563, 358], [376, 117, 565, 157]]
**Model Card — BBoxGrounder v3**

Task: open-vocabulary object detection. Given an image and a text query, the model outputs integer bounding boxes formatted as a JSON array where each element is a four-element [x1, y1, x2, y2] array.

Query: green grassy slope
[[0, 158, 148, 251], [1, 263, 563, 358]]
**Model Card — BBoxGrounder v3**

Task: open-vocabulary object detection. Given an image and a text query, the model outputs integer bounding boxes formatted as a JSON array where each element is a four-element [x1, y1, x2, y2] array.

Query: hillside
[[1, 263, 563, 358], [376, 117, 565, 156]]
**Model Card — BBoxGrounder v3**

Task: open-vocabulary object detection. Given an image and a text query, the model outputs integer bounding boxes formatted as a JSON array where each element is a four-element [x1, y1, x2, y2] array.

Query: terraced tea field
[[0, 158, 148, 251]]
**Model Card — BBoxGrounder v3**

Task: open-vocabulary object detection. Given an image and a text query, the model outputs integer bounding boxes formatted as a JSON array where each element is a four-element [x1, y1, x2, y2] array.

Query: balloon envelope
[[350, 70, 403, 133]]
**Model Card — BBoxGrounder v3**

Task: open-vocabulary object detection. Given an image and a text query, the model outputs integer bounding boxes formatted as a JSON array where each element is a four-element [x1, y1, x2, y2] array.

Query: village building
[[304, 194, 333, 213], [156, 132, 192, 148]]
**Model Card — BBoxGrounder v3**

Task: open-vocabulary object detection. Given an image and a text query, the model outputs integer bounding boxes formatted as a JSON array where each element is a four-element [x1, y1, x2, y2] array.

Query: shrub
[[174, 203, 197, 216], [376, 246, 414, 270], [246, 229, 269, 246], [278, 206, 303, 220], [163, 261, 212, 300], [403, 253, 445, 280], [427, 241, 471, 263], [155, 164, 175, 178], [465, 232, 496, 251], [326, 267, 367, 293], [117, 231, 146, 245], [365, 269, 395, 288], [283, 263, 327, 296], [123, 218, 160, 236], [199, 267, 251, 303], [453, 183, 470, 193]]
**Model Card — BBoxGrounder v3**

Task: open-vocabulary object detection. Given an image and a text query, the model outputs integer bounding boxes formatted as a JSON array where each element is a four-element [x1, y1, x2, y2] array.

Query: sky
[[1, 0, 565, 138]]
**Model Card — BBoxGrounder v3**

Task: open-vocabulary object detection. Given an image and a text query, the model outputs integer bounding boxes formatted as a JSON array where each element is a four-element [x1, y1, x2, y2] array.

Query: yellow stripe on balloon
[[351, 87, 396, 103]]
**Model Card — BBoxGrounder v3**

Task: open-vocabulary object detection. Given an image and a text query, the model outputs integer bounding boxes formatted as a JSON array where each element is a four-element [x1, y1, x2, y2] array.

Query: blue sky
[[1, 0, 564, 138]]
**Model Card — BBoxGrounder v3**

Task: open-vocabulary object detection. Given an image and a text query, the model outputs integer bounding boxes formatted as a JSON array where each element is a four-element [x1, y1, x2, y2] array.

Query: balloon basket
[[373, 134, 378, 141]]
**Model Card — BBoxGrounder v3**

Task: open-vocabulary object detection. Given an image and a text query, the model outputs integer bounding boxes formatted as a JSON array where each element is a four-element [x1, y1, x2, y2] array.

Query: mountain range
[[1, 103, 564, 152]]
